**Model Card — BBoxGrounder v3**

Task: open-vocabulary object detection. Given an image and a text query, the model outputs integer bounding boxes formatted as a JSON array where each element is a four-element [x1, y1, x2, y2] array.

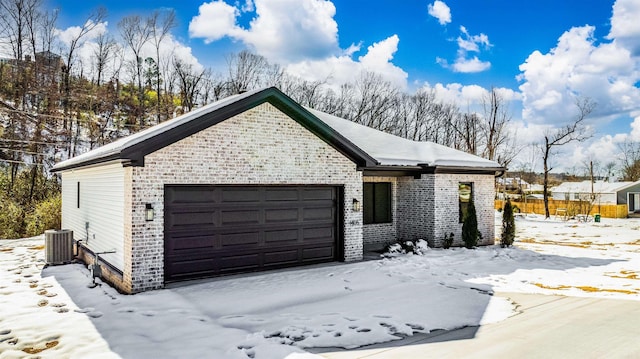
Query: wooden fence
[[495, 199, 628, 219]]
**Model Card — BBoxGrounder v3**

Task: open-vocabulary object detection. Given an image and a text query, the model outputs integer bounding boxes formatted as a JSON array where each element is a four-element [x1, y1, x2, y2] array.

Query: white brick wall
[[432, 173, 496, 247], [124, 103, 363, 292]]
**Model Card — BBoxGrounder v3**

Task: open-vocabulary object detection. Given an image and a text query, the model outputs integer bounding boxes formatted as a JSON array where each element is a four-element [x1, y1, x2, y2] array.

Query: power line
[[0, 159, 45, 167], [0, 138, 65, 145], [0, 147, 51, 156]]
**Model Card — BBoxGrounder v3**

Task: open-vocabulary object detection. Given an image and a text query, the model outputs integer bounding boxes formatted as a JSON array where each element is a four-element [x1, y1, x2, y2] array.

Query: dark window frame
[[459, 182, 473, 223], [363, 182, 392, 224], [77, 181, 80, 208]]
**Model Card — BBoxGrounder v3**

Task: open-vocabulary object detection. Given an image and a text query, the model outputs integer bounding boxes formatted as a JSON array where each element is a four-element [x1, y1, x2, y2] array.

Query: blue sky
[[44, 0, 640, 174]]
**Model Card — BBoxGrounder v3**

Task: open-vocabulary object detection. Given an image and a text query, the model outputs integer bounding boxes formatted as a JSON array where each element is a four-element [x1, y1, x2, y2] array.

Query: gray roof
[[52, 87, 503, 174]]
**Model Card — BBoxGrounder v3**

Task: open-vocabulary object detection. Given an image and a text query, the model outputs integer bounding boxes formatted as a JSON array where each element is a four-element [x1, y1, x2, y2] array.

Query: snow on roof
[[307, 108, 502, 169], [53, 87, 502, 172], [551, 180, 640, 194]]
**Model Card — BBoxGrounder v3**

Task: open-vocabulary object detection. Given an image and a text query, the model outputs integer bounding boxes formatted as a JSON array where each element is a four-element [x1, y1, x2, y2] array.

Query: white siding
[[61, 162, 125, 271]]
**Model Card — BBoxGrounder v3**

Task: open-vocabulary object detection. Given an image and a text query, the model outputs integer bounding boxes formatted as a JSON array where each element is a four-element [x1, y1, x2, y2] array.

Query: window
[[77, 182, 80, 208], [364, 182, 392, 224], [459, 182, 473, 223]]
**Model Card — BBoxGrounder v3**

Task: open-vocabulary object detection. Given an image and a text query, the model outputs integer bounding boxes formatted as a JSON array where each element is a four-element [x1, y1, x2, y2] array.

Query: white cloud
[[457, 26, 490, 52], [452, 56, 491, 73], [188, 1, 241, 43], [428, 1, 451, 25], [438, 26, 492, 73], [286, 35, 408, 89], [420, 82, 522, 111], [190, 0, 339, 63], [518, 24, 640, 127], [189, 0, 407, 88], [630, 115, 640, 141], [608, 0, 640, 54]]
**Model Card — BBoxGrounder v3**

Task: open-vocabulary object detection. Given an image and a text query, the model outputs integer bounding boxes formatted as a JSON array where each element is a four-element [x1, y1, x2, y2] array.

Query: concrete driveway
[[315, 292, 640, 358]]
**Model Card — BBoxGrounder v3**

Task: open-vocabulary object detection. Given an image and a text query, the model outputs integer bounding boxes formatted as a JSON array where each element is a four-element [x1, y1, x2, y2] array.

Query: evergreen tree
[[462, 197, 481, 249], [501, 198, 516, 247]]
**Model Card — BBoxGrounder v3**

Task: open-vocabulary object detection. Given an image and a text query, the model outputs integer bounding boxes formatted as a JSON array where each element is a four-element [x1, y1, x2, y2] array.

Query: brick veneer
[[431, 173, 496, 247], [122, 103, 363, 293]]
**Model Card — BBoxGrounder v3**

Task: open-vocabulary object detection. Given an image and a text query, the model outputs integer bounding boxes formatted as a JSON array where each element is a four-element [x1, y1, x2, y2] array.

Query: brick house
[[51, 87, 504, 293]]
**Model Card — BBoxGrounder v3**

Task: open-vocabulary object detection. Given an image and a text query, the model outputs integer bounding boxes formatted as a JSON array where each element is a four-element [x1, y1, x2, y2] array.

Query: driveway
[[315, 292, 640, 358]]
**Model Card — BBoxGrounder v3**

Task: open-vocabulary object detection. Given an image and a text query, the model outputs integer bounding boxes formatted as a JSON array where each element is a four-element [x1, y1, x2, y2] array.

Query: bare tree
[[148, 9, 175, 123], [350, 71, 399, 131], [481, 87, 516, 166], [118, 15, 152, 126], [452, 112, 480, 155], [225, 50, 271, 95], [619, 140, 640, 181], [173, 59, 208, 112], [541, 97, 596, 218], [0, 0, 42, 107], [92, 32, 116, 86]]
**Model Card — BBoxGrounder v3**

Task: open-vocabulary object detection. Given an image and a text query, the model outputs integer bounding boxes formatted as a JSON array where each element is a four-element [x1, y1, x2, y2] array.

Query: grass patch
[[575, 286, 637, 295], [28, 245, 45, 250], [606, 270, 639, 280], [533, 283, 570, 290], [22, 340, 59, 354]]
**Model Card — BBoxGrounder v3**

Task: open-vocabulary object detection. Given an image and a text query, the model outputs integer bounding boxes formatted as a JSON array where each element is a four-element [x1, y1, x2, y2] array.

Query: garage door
[[164, 185, 342, 282]]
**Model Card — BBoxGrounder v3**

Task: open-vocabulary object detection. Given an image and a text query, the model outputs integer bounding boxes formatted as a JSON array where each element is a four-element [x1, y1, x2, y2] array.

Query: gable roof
[[52, 87, 503, 175], [551, 180, 640, 194], [51, 87, 377, 172]]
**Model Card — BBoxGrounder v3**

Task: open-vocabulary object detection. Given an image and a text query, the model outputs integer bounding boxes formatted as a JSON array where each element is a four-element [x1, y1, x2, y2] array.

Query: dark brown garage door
[[164, 185, 342, 282]]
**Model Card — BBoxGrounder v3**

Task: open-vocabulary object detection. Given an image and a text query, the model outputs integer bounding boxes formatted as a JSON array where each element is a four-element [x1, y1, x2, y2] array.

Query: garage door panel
[[264, 250, 299, 265], [167, 187, 217, 204], [302, 188, 335, 200], [264, 229, 299, 243], [303, 246, 334, 260], [220, 253, 260, 271], [168, 211, 216, 227], [168, 234, 216, 250], [265, 208, 299, 223], [221, 209, 260, 225], [303, 226, 333, 240], [222, 188, 261, 202], [265, 188, 299, 201], [303, 207, 334, 221], [220, 232, 260, 247], [164, 185, 340, 282]]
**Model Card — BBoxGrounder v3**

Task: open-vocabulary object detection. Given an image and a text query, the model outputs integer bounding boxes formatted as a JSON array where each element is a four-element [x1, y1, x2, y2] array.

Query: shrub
[[443, 232, 454, 249], [501, 198, 516, 248], [383, 239, 430, 256], [0, 195, 24, 239], [25, 193, 62, 236], [462, 197, 482, 249]]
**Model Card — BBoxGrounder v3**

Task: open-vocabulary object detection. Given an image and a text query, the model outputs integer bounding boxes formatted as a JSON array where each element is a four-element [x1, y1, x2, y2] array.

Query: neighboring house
[[551, 180, 640, 212], [51, 87, 504, 294]]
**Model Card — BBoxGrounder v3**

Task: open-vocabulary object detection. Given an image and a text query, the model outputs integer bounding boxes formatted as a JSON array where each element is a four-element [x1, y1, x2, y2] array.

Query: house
[[51, 87, 504, 293], [551, 180, 640, 213]]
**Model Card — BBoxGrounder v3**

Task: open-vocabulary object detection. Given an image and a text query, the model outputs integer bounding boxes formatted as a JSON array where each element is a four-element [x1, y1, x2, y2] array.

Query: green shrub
[[501, 198, 516, 248], [462, 197, 482, 249], [0, 196, 24, 239], [25, 193, 62, 236]]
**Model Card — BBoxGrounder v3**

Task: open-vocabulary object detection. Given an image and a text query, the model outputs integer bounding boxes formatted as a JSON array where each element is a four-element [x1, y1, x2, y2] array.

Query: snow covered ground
[[2, 213, 640, 358]]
